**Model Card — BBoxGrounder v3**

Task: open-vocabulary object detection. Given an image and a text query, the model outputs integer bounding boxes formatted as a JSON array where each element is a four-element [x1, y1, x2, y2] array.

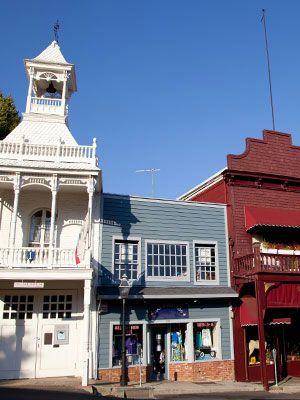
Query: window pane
[[114, 240, 139, 281], [195, 244, 216, 281], [146, 243, 188, 279]]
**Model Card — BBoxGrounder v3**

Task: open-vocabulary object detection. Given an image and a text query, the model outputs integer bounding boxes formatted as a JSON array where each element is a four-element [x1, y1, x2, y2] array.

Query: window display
[[194, 322, 217, 361], [112, 324, 143, 367], [170, 323, 188, 362], [246, 326, 274, 365]]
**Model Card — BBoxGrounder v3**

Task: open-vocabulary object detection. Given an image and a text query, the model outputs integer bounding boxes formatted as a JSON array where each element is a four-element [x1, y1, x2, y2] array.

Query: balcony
[[0, 247, 91, 270], [0, 139, 97, 165], [234, 252, 300, 277], [30, 97, 63, 115]]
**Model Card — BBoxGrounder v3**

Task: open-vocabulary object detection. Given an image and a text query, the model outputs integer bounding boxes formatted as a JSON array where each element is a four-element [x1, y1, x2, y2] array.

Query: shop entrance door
[[0, 290, 78, 379], [150, 325, 168, 380]]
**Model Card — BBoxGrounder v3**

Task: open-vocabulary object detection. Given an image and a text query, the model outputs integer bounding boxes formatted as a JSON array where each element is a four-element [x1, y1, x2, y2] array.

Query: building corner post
[[82, 279, 91, 386], [256, 279, 269, 391]]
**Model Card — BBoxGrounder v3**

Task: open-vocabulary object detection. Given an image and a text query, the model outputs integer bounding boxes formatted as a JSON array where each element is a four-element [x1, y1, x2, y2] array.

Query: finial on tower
[[53, 20, 60, 43]]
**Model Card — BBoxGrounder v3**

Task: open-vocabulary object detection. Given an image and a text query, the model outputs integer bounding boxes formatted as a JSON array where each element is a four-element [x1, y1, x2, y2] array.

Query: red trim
[[244, 206, 300, 231]]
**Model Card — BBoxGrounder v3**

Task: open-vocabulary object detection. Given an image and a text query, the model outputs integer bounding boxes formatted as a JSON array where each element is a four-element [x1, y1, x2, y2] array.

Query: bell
[[46, 81, 56, 94]]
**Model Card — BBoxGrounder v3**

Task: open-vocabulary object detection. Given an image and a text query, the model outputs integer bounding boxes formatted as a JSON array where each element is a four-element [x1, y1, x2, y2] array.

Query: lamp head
[[119, 274, 130, 299]]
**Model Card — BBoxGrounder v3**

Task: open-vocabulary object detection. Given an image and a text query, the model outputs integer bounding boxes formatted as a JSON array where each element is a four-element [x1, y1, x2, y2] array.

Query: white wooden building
[[0, 41, 101, 385]]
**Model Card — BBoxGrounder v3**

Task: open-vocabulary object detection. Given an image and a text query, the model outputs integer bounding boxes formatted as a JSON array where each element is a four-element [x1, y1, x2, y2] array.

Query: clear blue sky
[[1, 1, 300, 199]]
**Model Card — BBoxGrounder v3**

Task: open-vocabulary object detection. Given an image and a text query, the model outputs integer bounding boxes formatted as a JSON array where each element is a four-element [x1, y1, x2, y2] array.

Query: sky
[[1, 0, 300, 199]]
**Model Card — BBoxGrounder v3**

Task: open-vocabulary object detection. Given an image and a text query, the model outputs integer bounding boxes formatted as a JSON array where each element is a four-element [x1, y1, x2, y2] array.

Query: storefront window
[[194, 322, 217, 361], [170, 323, 188, 362], [112, 324, 143, 367], [246, 326, 275, 365]]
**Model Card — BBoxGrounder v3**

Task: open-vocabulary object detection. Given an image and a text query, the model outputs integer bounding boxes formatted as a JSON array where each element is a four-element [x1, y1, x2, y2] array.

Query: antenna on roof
[[135, 168, 160, 197], [261, 9, 276, 131], [53, 20, 60, 44]]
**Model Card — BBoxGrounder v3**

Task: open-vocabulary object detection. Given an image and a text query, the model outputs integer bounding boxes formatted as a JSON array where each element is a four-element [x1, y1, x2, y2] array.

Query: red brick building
[[180, 130, 300, 390]]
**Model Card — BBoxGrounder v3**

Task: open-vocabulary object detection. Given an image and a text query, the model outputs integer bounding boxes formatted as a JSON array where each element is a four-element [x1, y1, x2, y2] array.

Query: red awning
[[269, 318, 291, 325], [240, 297, 258, 326], [244, 206, 300, 231]]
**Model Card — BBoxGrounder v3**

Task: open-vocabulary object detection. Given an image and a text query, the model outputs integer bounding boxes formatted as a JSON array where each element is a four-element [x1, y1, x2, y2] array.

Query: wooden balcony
[[234, 252, 300, 277], [0, 247, 91, 269]]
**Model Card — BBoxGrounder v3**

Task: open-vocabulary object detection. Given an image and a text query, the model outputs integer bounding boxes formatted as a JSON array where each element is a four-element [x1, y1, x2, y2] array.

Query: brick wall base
[[169, 360, 234, 382], [98, 360, 234, 383], [98, 365, 151, 384]]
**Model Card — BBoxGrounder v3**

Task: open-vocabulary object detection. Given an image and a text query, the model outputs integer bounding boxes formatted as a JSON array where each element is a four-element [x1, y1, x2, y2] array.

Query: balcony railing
[[0, 139, 97, 165], [30, 97, 63, 115], [0, 247, 91, 269], [234, 252, 300, 277]]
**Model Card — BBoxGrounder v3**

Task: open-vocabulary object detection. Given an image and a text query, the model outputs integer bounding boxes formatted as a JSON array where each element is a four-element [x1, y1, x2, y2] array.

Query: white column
[[9, 173, 21, 249], [92, 138, 97, 165], [186, 322, 194, 362], [82, 279, 91, 386], [87, 179, 95, 249], [49, 175, 59, 267], [26, 67, 34, 113], [61, 71, 68, 116]]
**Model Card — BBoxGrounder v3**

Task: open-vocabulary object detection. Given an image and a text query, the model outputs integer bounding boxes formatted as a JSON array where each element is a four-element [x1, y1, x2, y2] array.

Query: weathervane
[[53, 20, 60, 43]]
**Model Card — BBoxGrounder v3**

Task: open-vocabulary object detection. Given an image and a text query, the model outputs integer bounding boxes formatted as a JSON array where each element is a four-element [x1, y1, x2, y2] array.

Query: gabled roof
[[178, 167, 226, 200], [33, 41, 69, 64]]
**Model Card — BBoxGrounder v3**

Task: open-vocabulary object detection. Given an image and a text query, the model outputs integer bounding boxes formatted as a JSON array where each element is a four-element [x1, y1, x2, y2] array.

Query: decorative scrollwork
[[39, 72, 58, 81]]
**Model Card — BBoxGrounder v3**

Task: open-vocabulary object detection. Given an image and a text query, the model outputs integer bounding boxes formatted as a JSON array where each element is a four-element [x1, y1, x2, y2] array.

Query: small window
[[114, 240, 139, 281], [146, 242, 188, 279], [29, 209, 51, 247], [195, 244, 217, 282], [1, 295, 34, 320], [42, 295, 72, 319]]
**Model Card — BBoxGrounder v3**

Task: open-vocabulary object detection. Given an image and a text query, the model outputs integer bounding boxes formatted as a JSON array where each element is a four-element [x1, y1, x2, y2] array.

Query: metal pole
[[261, 9, 276, 131], [120, 298, 127, 386], [138, 343, 142, 387], [272, 348, 278, 386]]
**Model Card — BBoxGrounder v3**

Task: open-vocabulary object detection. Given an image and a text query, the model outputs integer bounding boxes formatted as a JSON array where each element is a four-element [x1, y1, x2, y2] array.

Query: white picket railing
[[0, 247, 91, 269], [30, 97, 63, 115], [0, 139, 97, 165]]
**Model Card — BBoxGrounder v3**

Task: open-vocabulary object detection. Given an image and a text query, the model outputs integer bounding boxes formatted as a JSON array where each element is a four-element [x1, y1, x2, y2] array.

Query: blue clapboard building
[[97, 194, 237, 383]]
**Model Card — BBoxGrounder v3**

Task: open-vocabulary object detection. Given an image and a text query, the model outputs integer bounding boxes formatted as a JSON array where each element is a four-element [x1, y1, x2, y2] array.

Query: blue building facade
[[97, 194, 237, 382]]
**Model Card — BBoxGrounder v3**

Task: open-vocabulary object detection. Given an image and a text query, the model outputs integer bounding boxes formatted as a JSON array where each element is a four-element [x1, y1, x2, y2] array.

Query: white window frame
[[193, 240, 219, 285], [109, 320, 147, 368], [192, 318, 221, 363], [145, 239, 190, 282], [112, 236, 141, 282], [28, 208, 51, 248]]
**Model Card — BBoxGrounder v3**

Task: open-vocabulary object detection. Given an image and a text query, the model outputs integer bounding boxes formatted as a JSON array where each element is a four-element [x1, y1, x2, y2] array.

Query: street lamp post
[[119, 274, 130, 386]]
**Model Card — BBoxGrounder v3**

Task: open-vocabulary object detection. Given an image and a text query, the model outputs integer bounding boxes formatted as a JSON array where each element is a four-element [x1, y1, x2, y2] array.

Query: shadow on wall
[[0, 322, 30, 379], [100, 195, 140, 285], [101, 195, 140, 238]]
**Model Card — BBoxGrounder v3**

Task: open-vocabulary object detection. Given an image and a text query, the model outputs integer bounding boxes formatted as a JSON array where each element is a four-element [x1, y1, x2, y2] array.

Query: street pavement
[[2, 377, 300, 400]]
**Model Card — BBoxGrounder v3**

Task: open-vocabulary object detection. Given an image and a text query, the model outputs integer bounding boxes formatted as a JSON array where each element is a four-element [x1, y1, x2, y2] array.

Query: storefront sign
[[14, 282, 44, 289], [148, 307, 189, 321]]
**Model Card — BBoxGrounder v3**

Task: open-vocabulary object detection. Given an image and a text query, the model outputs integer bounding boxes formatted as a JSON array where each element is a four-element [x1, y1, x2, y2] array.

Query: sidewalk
[[2, 376, 300, 398], [88, 380, 264, 398], [88, 377, 300, 397]]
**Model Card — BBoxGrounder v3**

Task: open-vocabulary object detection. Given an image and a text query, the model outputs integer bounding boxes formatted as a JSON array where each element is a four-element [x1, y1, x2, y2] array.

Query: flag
[[75, 213, 89, 265]]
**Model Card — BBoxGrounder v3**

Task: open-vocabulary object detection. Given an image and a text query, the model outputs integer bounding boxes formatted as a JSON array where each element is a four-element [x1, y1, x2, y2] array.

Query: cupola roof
[[32, 41, 69, 64]]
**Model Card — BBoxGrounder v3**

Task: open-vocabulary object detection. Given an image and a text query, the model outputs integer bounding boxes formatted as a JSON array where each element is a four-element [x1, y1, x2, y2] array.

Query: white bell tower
[[4, 41, 79, 145], [24, 41, 77, 120]]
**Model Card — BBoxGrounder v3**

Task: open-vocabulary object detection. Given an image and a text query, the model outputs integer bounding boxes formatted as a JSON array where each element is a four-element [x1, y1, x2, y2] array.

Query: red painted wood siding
[[190, 180, 226, 203]]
